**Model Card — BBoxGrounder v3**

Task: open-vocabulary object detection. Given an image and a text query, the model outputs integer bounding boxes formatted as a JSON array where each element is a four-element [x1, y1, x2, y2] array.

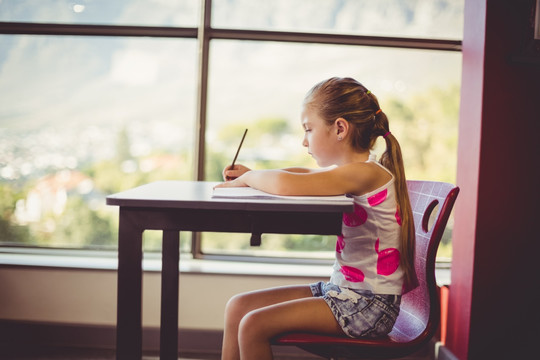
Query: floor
[[0, 344, 433, 360], [0, 343, 316, 360], [0, 345, 216, 360]]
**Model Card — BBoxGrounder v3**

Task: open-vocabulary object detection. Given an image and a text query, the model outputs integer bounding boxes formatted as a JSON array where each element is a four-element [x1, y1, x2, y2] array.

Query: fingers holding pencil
[[223, 164, 250, 181]]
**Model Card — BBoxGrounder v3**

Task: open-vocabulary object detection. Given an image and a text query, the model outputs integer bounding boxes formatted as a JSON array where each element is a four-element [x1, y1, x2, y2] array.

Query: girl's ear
[[335, 118, 350, 137]]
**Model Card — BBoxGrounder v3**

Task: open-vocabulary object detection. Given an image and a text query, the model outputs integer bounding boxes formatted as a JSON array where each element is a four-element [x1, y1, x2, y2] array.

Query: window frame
[[0, 0, 462, 262]]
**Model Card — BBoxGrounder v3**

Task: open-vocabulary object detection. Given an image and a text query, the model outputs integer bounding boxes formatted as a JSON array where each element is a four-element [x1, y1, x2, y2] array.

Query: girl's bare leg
[[239, 296, 343, 360], [222, 285, 313, 360], [221, 285, 344, 360]]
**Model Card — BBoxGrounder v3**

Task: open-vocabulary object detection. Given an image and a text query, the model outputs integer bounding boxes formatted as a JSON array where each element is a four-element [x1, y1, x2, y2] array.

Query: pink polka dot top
[[330, 156, 404, 295]]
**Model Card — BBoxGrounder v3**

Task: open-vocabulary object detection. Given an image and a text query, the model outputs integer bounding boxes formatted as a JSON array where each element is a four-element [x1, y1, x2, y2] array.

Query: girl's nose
[[302, 135, 308, 147]]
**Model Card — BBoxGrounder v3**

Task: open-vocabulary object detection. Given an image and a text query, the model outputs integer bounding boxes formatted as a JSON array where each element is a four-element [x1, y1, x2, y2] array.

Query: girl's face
[[301, 106, 338, 167]]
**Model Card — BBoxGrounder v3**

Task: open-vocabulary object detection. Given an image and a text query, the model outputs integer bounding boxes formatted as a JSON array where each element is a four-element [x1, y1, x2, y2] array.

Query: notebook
[[212, 186, 351, 203]]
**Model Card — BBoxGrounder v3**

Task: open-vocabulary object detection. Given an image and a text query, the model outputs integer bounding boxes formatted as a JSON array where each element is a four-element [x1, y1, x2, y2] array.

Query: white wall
[[0, 265, 325, 330]]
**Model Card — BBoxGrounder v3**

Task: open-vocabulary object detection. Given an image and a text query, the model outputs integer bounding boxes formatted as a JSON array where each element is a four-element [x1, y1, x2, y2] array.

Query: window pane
[[0, 0, 200, 27], [0, 35, 197, 250], [212, 0, 464, 40], [203, 40, 461, 259]]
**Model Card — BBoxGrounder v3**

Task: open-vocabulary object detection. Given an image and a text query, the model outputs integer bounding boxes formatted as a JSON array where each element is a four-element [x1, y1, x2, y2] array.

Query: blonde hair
[[304, 77, 417, 289]]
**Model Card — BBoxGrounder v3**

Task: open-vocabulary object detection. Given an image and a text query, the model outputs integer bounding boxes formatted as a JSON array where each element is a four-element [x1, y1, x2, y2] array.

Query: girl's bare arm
[[217, 162, 389, 196]]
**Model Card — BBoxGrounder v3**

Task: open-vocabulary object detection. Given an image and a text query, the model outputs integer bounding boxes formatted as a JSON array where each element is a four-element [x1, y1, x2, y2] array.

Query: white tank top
[[329, 156, 404, 295]]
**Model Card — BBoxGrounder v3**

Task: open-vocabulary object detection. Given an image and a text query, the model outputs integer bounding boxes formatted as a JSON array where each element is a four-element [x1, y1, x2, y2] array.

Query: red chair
[[272, 180, 460, 359]]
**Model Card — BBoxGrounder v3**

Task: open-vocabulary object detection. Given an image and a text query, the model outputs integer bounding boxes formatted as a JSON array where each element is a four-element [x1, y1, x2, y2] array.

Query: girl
[[216, 77, 416, 360]]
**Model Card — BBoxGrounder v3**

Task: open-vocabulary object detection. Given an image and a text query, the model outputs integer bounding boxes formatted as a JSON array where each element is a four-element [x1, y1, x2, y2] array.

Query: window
[[212, 0, 463, 40], [0, 0, 199, 27], [0, 0, 462, 261]]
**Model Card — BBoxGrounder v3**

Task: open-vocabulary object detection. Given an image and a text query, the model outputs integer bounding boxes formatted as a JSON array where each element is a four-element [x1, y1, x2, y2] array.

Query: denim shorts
[[310, 281, 401, 338]]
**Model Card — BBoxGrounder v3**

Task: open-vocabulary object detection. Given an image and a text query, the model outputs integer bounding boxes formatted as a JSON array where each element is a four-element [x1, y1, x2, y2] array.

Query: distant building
[[15, 170, 95, 225]]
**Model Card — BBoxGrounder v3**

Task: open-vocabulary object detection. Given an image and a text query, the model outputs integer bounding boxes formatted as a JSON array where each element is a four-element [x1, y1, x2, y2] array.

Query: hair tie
[[383, 131, 391, 139], [366, 90, 371, 95], [375, 109, 382, 115]]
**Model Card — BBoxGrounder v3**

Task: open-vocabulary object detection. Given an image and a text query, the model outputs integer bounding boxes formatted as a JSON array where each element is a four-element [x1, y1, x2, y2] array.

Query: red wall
[[448, 1, 540, 359]]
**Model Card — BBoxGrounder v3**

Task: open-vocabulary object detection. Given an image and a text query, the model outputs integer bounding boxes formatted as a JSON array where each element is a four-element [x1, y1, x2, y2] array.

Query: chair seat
[[275, 333, 395, 346], [274, 316, 428, 344], [273, 331, 426, 359]]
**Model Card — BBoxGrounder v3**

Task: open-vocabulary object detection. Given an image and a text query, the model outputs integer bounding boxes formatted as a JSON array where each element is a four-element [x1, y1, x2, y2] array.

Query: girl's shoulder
[[333, 161, 393, 196]]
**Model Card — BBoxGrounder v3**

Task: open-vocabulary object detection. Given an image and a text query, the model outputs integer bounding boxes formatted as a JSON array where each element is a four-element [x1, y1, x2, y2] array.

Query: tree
[[52, 196, 115, 248], [0, 184, 31, 244]]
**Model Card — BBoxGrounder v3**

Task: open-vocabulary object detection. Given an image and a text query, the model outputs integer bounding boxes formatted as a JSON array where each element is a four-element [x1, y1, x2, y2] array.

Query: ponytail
[[380, 131, 418, 291], [368, 95, 418, 291]]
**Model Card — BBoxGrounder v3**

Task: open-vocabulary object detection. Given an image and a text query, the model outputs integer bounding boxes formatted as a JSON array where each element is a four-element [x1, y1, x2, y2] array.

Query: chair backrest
[[388, 180, 459, 343]]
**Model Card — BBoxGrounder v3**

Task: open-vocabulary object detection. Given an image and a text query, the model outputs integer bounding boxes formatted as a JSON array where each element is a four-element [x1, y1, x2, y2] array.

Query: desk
[[106, 181, 353, 360]]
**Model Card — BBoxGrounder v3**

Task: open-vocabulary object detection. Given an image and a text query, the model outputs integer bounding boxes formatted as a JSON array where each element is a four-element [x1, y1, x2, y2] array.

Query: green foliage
[[283, 234, 335, 252], [217, 117, 290, 145], [89, 159, 149, 195], [52, 196, 115, 248], [205, 148, 229, 182], [0, 184, 31, 244], [0, 218, 31, 244], [201, 232, 335, 255], [252, 117, 290, 136], [385, 84, 460, 183]]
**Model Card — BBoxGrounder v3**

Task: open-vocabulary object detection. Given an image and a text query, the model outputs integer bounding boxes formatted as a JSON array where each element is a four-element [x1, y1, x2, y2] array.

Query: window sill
[[0, 248, 451, 285], [0, 248, 332, 278]]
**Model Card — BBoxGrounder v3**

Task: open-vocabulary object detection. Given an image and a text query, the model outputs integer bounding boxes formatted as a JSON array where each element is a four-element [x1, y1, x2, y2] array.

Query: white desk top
[[106, 181, 354, 213]]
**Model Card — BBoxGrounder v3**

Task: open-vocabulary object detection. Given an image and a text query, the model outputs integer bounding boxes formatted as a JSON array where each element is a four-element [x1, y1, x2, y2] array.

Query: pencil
[[230, 128, 248, 170]]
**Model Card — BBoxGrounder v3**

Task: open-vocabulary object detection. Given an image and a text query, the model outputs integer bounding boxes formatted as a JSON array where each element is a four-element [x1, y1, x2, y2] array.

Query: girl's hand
[[214, 176, 248, 188], [223, 164, 251, 181]]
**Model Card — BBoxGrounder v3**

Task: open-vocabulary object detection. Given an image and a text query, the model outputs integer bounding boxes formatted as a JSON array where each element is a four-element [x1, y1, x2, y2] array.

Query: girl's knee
[[237, 309, 271, 343], [224, 292, 251, 323]]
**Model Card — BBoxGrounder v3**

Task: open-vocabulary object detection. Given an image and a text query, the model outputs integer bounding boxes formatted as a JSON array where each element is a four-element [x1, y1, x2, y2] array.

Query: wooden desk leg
[[116, 208, 143, 360], [160, 230, 180, 360]]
